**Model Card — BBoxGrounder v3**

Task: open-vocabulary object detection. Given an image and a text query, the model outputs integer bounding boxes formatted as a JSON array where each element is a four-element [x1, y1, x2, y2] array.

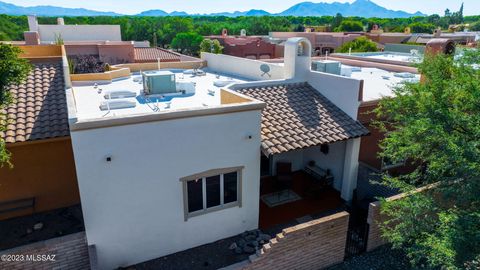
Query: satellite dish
[[260, 64, 271, 78]]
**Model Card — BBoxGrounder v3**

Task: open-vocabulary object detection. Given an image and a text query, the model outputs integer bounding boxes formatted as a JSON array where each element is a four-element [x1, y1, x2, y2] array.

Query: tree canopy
[[375, 47, 480, 269], [171, 32, 204, 56], [199, 39, 224, 54], [337, 36, 378, 53], [0, 44, 32, 166]]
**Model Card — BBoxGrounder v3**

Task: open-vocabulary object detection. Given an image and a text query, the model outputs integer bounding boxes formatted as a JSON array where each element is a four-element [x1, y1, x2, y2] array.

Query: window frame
[[180, 166, 244, 221]]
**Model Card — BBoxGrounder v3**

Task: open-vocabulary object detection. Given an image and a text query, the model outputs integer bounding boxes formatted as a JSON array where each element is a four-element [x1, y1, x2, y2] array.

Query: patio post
[[341, 138, 361, 201]]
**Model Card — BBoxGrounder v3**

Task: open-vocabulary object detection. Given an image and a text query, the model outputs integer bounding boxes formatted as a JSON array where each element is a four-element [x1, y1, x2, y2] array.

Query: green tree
[[408, 22, 436, 33], [199, 39, 223, 54], [375, 49, 480, 269], [0, 44, 32, 166], [337, 36, 378, 53], [335, 20, 364, 32], [171, 32, 204, 56]]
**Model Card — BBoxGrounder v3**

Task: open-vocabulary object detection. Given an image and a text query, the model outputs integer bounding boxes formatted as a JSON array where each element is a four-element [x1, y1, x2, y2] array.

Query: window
[[181, 167, 243, 220]]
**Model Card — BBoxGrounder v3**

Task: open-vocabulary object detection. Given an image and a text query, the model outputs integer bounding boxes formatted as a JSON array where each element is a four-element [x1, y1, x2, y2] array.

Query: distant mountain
[[279, 0, 424, 18], [0, 1, 120, 16], [0, 0, 424, 18]]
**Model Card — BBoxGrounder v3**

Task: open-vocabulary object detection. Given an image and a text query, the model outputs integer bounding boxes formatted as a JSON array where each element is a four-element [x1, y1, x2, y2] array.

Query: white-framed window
[[181, 166, 243, 221]]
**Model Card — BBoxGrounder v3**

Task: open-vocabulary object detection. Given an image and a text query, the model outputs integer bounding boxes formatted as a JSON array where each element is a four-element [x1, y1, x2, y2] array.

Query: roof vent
[[104, 90, 137, 99], [99, 100, 136, 111]]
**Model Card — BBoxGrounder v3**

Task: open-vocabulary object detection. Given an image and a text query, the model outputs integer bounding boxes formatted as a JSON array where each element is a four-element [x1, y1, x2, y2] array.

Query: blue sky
[[3, 0, 477, 16]]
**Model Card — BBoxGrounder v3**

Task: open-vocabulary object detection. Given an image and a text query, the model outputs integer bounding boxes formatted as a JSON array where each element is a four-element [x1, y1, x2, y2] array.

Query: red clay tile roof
[[134, 47, 181, 63], [236, 82, 369, 155], [0, 60, 69, 144]]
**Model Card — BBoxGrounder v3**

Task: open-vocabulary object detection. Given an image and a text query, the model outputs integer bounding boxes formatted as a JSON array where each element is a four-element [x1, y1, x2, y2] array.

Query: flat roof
[[334, 51, 422, 63], [70, 69, 252, 122], [343, 65, 420, 102]]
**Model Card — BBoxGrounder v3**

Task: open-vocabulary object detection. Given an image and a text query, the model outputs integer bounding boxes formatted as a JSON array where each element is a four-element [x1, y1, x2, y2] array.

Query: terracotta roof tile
[[134, 47, 181, 63], [0, 61, 69, 144], [236, 82, 369, 155]]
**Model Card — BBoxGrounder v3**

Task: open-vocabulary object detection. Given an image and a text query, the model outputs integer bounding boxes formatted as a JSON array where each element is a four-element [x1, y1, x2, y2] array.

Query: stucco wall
[[201, 52, 284, 81], [0, 138, 80, 220], [308, 70, 362, 120], [70, 110, 262, 269], [38, 25, 121, 43]]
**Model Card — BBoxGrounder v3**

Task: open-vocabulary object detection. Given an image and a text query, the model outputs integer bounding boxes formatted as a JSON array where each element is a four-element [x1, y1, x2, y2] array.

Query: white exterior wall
[[201, 52, 284, 80], [307, 71, 362, 120], [70, 110, 262, 269], [38, 25, 122, 43]]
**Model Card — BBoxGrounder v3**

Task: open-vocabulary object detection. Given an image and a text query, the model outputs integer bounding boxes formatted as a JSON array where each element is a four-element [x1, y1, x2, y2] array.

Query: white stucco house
[[67, 38, 369, 269]]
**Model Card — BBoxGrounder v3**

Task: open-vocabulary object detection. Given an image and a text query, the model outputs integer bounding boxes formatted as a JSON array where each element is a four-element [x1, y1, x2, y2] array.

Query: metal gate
[[345, 221, 369, 257], [344, 207, 369, 258]]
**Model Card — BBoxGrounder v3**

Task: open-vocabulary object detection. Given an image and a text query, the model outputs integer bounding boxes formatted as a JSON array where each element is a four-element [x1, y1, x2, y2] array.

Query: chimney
[[27, 15, 39, 32], [57, 18, 65, 25], [240, 29, 246, 37], [421, 38, 456, 83], [222, 29, 228, 37], [284, 37, 312, 81]]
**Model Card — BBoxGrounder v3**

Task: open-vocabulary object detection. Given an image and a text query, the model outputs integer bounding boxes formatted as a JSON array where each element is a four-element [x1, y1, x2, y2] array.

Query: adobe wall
[[0, 138, 80, 220], [242, 212, 349, 270], [0, 232, 89, 269]]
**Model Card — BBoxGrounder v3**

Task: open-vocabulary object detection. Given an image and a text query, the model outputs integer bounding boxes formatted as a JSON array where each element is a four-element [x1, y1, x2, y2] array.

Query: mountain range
[[0, 0, 425, 18]]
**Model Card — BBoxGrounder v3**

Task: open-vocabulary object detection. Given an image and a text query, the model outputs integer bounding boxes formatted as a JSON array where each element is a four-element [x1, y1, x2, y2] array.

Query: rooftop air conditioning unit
[[142, 71, 177, 95], [312, 60, 341, 75]]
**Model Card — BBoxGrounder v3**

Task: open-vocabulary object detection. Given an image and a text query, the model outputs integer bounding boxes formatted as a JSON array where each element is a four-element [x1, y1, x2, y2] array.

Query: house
[[65, 37, 369, 269], [0, 45, 80, 221], [205, 29, 279, 60], [269, 31, 363, 55], [23, 15, 198, 65]]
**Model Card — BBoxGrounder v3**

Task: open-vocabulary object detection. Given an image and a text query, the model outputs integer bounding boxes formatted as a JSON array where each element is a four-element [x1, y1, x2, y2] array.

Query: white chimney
[[57, 18, 65, 25], [27, 15, 39, 31], [284, 37, 312, 81]]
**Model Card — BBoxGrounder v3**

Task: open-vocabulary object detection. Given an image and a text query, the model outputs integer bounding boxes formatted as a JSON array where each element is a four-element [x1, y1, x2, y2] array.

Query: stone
[[245, 234, 257, 242], [234, 247, 243, 254], [26, 228, 33, 234], [243, 246, 255, 254], [251, 240, 259, 247], [258, 233, 271, 242], [33, 222, 43, 231], [229, 243, 237, 250], [237, 239, 246, 248], [241, 231, 249, 238]]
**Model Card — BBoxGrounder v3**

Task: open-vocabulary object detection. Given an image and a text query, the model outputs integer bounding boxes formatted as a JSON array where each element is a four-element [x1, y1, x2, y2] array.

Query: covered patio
[[235, 82, 370, 230], [259, 171, 344, 230]]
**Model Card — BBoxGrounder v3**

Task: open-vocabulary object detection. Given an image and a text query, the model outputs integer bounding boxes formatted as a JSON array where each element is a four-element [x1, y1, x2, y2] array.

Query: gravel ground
[[327, 246, 414, 270], [0, 205, 84, 251], [133, 234, 251, 270]]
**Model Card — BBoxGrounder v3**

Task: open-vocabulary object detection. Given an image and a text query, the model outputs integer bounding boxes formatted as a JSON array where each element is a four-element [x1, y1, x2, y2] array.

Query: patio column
[[341, 138, 361, 201]]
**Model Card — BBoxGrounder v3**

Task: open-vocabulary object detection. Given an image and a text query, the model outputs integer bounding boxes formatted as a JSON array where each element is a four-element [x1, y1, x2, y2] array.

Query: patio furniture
[[304, 164, 334, 186], [304, 163, 334, 199]]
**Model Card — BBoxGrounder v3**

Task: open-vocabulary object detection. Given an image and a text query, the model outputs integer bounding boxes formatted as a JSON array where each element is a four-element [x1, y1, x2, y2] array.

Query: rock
[[250, 240, 259, 247], [33, 222, 43, 231], [237, 239, 246, 248], [234, 247, 243, 254], [229, 243, 237, 250], [241, 231, 249, 238], [243, 246, 255, 254], [258, 233, 271, 242], [26, 228, 33, 234], [245, 234, 257, 242]]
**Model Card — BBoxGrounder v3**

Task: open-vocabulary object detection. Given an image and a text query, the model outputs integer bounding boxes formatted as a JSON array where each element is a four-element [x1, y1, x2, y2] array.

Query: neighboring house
[[65, 37, 369, 269], [206, 29, 278, 60], [22, 15, 198, 65], [269, 32, 363, 55], [0, 46, 80, 221]]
